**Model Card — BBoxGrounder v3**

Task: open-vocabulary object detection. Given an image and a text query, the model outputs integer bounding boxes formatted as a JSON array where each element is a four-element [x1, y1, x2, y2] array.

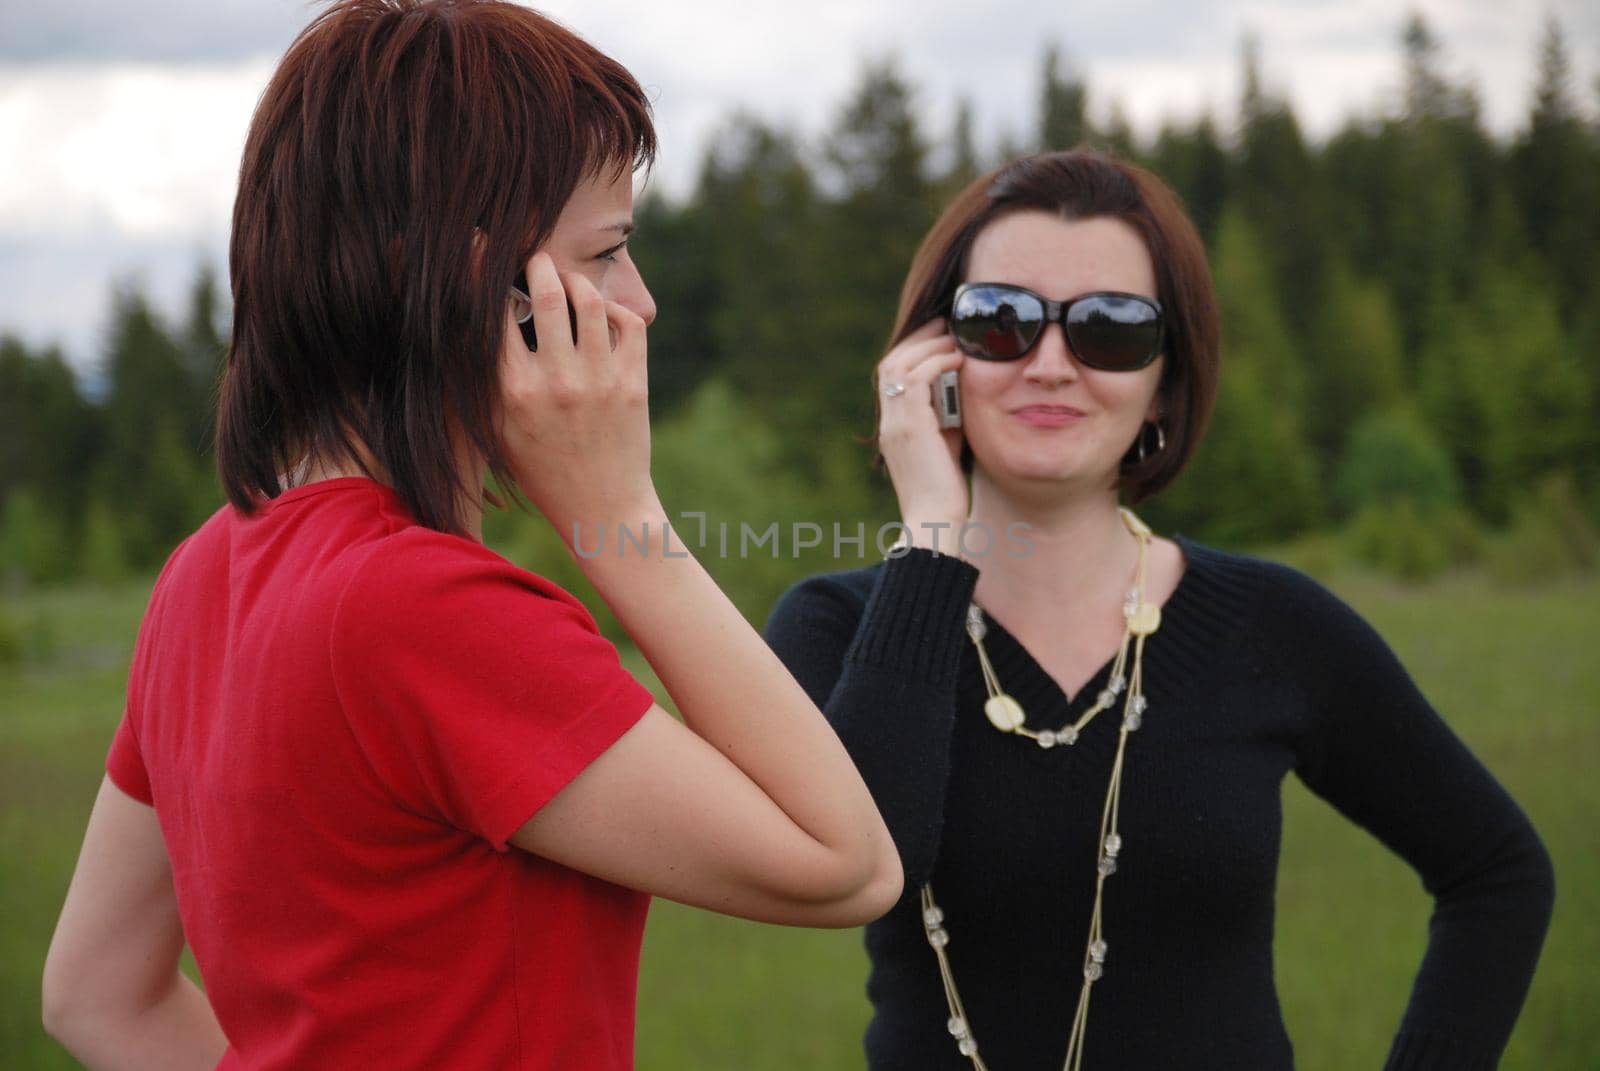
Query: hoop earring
[[1136, 421, 1167, 463]]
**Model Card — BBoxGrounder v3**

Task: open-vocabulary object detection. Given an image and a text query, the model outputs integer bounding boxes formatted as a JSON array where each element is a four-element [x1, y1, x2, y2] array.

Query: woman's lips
[[1012, 405, 1085, 428]]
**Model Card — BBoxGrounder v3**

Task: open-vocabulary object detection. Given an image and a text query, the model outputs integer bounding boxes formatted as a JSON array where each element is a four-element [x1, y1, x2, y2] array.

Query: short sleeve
[[330, 533, 654, 849], [106, 540, 193, 807], [107, 713, 153, 803]]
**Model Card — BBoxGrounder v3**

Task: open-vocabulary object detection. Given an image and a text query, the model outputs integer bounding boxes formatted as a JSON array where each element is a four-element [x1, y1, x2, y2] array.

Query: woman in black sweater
[[763, 150, 1553, 1070]]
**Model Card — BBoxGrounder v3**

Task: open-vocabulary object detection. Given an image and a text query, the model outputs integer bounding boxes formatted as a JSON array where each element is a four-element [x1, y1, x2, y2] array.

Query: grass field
[[2, 566, 1595, 1069]]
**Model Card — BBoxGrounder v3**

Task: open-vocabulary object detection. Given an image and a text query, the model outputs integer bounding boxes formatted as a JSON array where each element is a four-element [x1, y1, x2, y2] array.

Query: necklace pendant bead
[[1090, 939, 1108, 962], [1124, 712, 1143, 732], [1109, 674, 1126, 694], [1104, 833, 1122, 856], [1057, 725, 1079, 745], [1098, 855, 1118, 877], [928, 926, 951, 949], [1128, 602, 1161, 636], [1037, 730, 1057, 748], [965, 604, 987, 640], [958, 1037, 979, 1057], [1096, 687, 1115, 708], [1084, 961, 1104, 982], [984, 694, 1026, 732], [947, 1016, 969, 1038], [923, 905, 944, 928], [1131, 694, 1148, 715]]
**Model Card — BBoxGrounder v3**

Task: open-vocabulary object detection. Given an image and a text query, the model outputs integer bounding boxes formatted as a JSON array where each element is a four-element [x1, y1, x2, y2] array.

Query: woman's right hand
[[497, 252, 660, 537], [875, 319, 968, 552]]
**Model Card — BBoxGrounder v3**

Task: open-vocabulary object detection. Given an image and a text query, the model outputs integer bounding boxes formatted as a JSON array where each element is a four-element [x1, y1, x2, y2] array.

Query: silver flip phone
[[936, 369, 962, 429]]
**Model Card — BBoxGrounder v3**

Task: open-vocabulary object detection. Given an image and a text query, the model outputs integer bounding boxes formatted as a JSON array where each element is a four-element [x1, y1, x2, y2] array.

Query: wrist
[[901, 516, 968, 556], [544, 490, 667, 550]]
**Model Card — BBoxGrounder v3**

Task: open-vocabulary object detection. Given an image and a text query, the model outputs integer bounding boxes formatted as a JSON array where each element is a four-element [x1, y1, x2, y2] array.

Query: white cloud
[[0, 62, 269, 238]]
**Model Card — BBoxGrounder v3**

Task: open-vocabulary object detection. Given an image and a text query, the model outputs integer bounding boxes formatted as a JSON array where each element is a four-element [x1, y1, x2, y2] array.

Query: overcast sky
[[2, 0, 1595, 376]]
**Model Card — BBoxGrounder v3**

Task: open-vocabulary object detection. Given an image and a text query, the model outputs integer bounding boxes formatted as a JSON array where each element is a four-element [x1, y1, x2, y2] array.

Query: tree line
[[2, 12, 1597, 605]]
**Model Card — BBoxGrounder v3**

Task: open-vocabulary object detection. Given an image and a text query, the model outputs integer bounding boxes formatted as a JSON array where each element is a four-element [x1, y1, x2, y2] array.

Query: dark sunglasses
[[949, 283, 1165, 371]]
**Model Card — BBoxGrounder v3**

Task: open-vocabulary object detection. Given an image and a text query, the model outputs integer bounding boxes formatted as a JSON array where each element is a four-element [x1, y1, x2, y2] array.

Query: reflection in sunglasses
[[950, 283, 1163, 371]]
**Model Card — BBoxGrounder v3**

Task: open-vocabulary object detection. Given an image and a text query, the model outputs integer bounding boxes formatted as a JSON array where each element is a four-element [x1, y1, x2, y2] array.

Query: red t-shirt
[[107, 477, 655, 1070]]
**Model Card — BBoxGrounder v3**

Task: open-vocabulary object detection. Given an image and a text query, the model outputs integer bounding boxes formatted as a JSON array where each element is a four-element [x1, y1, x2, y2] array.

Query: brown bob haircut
[[217, 0, 655, 533], [885, 148, 1219, 504]]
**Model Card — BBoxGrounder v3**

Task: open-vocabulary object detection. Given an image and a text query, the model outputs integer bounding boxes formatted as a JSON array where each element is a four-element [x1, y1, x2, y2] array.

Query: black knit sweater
[[763, 541, 1554, 1070]]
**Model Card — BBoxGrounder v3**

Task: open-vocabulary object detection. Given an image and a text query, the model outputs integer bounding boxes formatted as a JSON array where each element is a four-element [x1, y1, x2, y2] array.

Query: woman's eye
[[597, 240, 628, 264]]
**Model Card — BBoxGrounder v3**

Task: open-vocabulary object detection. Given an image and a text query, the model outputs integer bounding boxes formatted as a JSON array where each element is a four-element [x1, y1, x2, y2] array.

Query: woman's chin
[[984, 459, 1116, 500]]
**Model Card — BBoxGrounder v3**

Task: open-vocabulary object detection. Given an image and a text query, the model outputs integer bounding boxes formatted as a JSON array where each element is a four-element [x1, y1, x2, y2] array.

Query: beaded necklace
[[921, 507, 1161, 1071]]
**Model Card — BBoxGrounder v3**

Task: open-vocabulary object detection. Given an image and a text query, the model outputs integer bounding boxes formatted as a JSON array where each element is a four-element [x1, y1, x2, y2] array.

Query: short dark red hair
[[883, 149, 1220, 503], [217, 0, 655, 532]]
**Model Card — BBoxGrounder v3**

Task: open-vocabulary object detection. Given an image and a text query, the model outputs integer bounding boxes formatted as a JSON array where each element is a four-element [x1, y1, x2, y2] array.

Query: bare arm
[[502, 255, 901, 926], [43, 776, 227, 1070]]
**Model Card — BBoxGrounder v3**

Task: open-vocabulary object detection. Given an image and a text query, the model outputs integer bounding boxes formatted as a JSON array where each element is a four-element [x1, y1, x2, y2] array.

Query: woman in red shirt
[[41, 3, 901, 1068]]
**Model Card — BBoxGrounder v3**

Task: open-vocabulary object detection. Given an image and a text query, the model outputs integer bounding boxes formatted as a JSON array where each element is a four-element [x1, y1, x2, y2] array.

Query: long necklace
[[921, 507, 1161, 1071]]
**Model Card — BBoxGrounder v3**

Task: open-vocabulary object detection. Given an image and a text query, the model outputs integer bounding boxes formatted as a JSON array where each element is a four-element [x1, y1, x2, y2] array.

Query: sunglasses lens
[[1065, 294, 1162, 370], [950, 286, 1045, 360]]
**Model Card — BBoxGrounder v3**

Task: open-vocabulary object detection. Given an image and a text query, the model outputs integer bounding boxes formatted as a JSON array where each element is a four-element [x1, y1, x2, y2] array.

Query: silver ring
[[881, 382, 906, 398]]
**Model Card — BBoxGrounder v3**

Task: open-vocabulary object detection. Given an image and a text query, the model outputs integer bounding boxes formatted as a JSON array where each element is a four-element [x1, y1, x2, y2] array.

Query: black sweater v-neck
[[764, 542, 1553, 1071]]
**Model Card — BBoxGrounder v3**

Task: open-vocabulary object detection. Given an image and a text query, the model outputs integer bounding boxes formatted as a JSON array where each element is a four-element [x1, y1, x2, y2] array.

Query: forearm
[[1383, 819, 1555, 1070], [575, 504, 895, 894], [47, 971, 226, 1071], [45, 778, 226, 1071]]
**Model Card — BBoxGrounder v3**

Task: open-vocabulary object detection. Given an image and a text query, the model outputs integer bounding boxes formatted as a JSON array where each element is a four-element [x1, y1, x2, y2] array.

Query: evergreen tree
[[0, 337, 99, 519], [692, 116, 827, 447], [1373, 13, 1484, 356], [1148, 208, 1321, 544], [1098, 101, 1138, 159], [1418, 273, 1591, 520], [817, 58, 935, 454], [1301, 261, 1406, 470], [940, 97, 982, 198], [95, 284, 213, 566], [1151, 116, 1228, 244], [630, 191, 718, 417], [1401, 13, 1475, 123], [1039, 45, 1089, 151], [1234, 34, 1327, 336], [179, 263, 228, 454], [1509, 16, 1597, 320]]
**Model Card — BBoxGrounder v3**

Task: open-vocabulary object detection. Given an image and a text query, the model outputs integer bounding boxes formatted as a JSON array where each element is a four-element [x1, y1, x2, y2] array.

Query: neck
[[967, 472, 1138, 618], [288, 447, 486, 543]]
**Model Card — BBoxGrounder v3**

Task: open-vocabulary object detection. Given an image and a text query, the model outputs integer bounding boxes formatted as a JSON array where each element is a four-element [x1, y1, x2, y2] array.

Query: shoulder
[[1177, 537, 1352, 618], [336, 526, 601, 640], [1174, 537, 1395, 676], [132, 506, 241, 639]]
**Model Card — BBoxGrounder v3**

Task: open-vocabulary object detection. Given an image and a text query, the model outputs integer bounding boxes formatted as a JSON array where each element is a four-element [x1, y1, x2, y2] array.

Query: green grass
[[3, 568, 1595, 1069]]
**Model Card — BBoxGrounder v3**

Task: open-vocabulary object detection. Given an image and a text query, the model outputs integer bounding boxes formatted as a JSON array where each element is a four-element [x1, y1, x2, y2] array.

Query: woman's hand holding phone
[[875, 319, 969, 552], [497, 252, 659, 538]]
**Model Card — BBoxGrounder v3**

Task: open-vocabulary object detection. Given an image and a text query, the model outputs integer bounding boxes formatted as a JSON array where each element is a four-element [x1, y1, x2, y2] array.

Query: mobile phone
[[509, 270, 576, 351], [936, 369, 962, 429]]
